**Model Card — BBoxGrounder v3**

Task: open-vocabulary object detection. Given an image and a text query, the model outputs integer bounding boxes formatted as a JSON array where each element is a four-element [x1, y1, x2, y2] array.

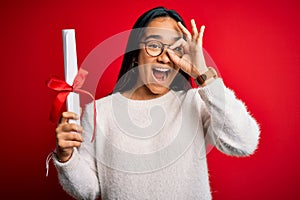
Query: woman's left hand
[[167, 19, 208, 78]]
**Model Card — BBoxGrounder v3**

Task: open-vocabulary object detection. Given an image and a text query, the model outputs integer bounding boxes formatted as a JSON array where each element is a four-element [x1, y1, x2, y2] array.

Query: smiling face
[[132, 17, 183, 99]]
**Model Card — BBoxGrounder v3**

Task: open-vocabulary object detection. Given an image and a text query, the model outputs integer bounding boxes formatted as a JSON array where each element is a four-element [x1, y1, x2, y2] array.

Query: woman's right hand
[[55, 111, 84, 162]]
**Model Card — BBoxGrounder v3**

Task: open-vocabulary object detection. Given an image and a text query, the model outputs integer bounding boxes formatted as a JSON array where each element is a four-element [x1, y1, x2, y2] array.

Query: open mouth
[[152, 67, 171, 82]]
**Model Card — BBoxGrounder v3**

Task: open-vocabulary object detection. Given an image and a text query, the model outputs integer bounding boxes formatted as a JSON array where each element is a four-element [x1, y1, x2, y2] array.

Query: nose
[[157, 49, 170, 64]]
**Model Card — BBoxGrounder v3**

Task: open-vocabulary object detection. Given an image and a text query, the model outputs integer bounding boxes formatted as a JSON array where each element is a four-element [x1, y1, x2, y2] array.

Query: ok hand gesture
[[167, 19, 208, 78]]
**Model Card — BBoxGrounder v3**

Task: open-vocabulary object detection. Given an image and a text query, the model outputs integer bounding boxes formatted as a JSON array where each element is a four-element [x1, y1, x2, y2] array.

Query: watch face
[[201, 74, 207, 81], [195, 74, 206, 86]]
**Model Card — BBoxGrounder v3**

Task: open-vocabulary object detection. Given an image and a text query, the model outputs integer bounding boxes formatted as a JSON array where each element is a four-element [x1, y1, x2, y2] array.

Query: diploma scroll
[[62, 29, 80, 125]]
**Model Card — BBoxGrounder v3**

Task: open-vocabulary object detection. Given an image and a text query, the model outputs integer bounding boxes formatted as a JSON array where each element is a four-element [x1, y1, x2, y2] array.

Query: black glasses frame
[[140, 40, 183, 57]]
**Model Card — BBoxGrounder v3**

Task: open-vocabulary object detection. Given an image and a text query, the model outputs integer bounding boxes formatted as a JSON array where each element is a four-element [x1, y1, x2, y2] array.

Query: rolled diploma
[[62, 29, 80, 125]]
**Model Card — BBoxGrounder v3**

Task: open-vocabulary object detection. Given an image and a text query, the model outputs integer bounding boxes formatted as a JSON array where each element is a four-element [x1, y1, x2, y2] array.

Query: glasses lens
[[145, 41, 163, 57]]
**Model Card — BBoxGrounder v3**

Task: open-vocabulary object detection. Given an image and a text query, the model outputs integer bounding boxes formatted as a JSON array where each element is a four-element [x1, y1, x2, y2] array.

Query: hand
[[167, 19, 208, 78], [55, 112, 84, 162]]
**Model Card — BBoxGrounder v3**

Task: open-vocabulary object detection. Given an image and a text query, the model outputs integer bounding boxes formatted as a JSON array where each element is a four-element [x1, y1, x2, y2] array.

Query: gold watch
[[194, 67, 218, 86]]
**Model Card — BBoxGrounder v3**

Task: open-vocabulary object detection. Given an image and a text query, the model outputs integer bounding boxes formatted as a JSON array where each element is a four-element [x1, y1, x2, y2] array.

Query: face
[[136, 17, 183, 97]]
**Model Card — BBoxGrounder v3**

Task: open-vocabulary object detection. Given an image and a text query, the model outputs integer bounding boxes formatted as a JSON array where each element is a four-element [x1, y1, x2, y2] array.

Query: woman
[[54, 7, 260, 200]]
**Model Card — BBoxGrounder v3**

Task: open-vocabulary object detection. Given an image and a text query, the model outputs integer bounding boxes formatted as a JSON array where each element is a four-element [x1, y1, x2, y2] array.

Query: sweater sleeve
[[198, 78, 260, 156], [53, 103, 100, 200]]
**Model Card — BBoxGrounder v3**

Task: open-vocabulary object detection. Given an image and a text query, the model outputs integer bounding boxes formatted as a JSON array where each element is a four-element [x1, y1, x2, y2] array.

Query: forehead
[[143, 17, 183, 41]]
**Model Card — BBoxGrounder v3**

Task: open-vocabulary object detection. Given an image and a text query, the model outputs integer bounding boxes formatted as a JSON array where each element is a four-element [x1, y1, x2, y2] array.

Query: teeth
[[152, 67, 170, 82], [154, 68, 170, 72]]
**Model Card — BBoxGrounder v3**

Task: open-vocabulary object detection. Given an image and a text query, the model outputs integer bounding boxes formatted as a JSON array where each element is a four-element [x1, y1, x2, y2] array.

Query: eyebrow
[[144, 34, 182, 42]]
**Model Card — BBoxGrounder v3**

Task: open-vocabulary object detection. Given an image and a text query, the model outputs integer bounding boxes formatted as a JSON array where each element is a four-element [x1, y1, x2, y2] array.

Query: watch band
[[194, 67, 218, 86]]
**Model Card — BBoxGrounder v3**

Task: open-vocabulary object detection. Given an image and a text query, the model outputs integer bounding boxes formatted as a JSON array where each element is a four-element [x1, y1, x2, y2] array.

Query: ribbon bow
[[47, 68, 96, 142]]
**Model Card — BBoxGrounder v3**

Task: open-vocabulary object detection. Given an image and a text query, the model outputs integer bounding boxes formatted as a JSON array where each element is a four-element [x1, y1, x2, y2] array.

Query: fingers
[[196, 25, 205, 46], [178, 21, 192, 41], [167, 49, 193, 72], [57, 112, 83, 136], [60, 111, 79, 124], [191, 19, 198, 40], [178, 19, 205, 45], [55, 122, 84, 161], [58, 140, 82, 149], [57, 123, 83, 133], [167, 47, 201, 78], [55, 111, 83, 162], [56, 124, 84, 140], [170, 38, 189, 53], [57, 131, 84, 145], [56, 123, 84, 148], [56, 112, 84, 147], [55, 134, 82, 162]]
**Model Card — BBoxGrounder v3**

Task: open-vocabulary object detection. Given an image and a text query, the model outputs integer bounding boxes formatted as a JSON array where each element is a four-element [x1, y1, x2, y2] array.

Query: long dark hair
[[113, 7, 191, 93]]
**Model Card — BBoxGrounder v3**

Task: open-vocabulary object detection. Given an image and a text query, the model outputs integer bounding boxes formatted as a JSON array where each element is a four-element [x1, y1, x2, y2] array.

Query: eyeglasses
[[140, 40, 184, 57]]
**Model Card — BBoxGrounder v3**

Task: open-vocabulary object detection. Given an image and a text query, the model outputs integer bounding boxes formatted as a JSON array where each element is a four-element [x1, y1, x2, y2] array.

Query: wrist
[[54, 148, 73, 163], [191, 66, 205, 79], [194, 67, 218, 87]]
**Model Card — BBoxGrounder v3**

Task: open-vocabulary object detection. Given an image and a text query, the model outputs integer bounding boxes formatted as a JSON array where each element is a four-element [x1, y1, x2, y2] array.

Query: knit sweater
[[54, 79, 260, 200]]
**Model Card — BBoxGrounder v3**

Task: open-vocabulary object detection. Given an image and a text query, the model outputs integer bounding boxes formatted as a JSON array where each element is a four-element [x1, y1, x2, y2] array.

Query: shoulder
[[174, 88, 203, 102], [83, 93, 120, 114]]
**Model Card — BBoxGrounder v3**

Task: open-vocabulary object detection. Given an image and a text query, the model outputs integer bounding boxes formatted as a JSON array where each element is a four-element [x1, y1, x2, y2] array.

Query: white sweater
[[54, 79, 260, 200]]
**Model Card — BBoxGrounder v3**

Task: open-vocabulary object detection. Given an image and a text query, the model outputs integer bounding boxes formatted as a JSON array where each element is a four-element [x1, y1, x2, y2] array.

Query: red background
[[0, 0, 299, 199]]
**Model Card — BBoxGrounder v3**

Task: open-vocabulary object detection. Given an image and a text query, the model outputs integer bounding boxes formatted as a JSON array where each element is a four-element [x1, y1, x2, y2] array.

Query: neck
[[122, 86, 165, 100], [121, 76, 171, 100]]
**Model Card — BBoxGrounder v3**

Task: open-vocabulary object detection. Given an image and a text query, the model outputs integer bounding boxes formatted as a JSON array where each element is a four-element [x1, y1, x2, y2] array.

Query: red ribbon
[[47, 68, 97, 142]]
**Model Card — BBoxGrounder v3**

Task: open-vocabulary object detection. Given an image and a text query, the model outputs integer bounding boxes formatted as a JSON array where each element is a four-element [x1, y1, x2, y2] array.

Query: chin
[[147, 83, 170, 95]]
